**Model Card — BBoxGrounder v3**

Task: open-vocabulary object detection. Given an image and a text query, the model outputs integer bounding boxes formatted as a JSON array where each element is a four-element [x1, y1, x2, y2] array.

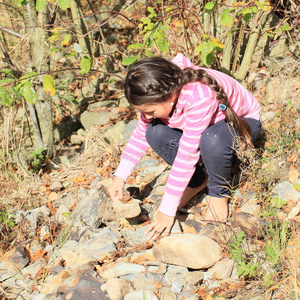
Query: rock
[[113, 198, 141, 219], [162, 265, 189, 286], [271, 181, 300, 203], [80, 111, 116, 130], [124, 290, 159, 300], [153, 233, 222, 269], [200, 223, 238, 246], [55, 229, 118, 269], [100, 262, 146, 280], [171, 281, 183, 293], [177, 290, 199, 300], [0, 246, 29, 281], [231, 212, 265, 236], [239, 191, 260, 216], [133, 272, 163, 292], [104, 121, 126, 145], [123, 120, 138, 142], [55, 204, 71, 224], [73, 186, 116, 226], [160, 287, 177, 300], [105, 278, 132, 300], [208, 258, 234, 279], [55, 270, 109, 300]]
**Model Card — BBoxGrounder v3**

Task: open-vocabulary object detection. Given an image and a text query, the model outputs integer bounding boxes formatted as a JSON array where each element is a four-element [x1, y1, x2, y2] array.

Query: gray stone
[[100, 262, 146, 280], [177, 290, 199, 300], [133, 272, 163, 292], [70, 134, 85, 144], [160, 287, 176, 300], [208, 258, 234, 279], [153, 233, 222, 269], [55, 204, 71, 224], [105, 278, 132, 300], [123, 120, 138, 142], [80, 111, 116, 130], [272, 180, 300, 203], [104, 121, 126, 145], [124, 290, 159, 300], [0, 246, 29, 281], [112, 198, 141, 219], [171, 281, 183, 293], [162, 265, 189, 286]]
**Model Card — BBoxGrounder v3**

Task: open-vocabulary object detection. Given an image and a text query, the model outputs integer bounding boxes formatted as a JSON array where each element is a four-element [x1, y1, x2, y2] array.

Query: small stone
[[100, 262, 145, 280], [50, 180, 64, 191], [160, 287, 176, 300], [106, 278, 132, 300], [124, 290, 159, 300], [171, 281, 183, 293], [113, 198, 141, 219], [208, 258, 234, 279]]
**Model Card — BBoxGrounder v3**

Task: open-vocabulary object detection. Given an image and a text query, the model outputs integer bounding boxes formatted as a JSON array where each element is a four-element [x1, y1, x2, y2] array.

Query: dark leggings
[[145, 118, 262, 198]]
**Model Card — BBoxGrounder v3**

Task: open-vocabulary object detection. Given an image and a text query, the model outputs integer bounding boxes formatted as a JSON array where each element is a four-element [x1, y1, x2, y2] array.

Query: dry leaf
[[289, 164, 299, 182]]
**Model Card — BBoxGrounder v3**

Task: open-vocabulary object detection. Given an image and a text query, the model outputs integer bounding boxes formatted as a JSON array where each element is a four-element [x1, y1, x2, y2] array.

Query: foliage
[[0, 211, 15, 231], [28, 148, 46, 173]]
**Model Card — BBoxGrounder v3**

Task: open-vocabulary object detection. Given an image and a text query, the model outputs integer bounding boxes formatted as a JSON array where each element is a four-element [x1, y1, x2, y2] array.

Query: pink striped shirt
[[115, 54, 260, 217]]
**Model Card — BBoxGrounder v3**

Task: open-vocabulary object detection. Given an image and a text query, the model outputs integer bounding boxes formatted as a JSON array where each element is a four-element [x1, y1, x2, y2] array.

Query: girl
[[108, 53, 261, 241]]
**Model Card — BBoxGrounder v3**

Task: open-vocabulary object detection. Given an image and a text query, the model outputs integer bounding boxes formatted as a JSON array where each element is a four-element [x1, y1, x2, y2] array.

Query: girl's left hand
[[144, 211, 175, 241]]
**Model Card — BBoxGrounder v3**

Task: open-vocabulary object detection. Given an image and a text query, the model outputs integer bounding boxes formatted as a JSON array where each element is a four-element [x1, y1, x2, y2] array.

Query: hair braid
[[183, 68, 253, 149]]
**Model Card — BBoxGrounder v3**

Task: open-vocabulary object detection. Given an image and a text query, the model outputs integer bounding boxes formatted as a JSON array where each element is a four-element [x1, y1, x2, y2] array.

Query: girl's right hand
[[108, 176, 125, 201]]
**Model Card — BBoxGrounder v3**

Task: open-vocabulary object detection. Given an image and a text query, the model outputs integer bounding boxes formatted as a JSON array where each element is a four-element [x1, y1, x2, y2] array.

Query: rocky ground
[[1, 56, 300, 300]]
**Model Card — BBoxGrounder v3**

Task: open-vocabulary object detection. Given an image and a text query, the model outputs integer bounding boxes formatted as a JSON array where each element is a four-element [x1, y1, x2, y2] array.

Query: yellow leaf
[[234, 2, 246, 6], [43, 75, 56, 96]]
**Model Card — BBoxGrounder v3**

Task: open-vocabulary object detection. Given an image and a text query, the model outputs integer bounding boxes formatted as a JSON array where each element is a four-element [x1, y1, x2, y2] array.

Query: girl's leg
[[200, 118, 262, 221], [146, 119, 207, 207]]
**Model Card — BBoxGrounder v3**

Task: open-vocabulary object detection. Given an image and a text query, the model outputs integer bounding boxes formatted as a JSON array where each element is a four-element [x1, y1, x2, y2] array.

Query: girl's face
[[132, 94, 177, 120]]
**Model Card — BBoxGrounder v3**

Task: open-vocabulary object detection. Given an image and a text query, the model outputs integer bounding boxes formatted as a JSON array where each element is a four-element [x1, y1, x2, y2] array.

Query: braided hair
[[124, 57, 253, 149]]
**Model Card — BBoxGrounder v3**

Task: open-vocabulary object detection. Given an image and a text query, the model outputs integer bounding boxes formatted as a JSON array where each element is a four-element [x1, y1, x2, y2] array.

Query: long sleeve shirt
[[114, 53, 260, 217]]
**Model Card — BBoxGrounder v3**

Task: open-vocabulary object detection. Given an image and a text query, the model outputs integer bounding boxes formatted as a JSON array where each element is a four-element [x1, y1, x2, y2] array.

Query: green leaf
[[17, 0, 29, 7], [61, 34, 72, 46], [221, 9, 234, 27], [127, 43, 144, 50], [0, 79, 15, 85], [19, 72, 38, 82], [147, 7, 156, 16], [155, 36, 169, 53], [281, 24, 290, 31], [0, 86, 14, 106], [140, 17, 151, 24], [58, 0, 71, 10], [36, 0, 48, 11], [20, 81, 38, 104], [43, 75, 56, 96], [122, 56, 138, 66], [293, 183, 300, 192], [80, 56, 92, 74], [270, 196, 287, 209], [145, 50, 154, 57], [205, 2, 215, 12], [66, 52, 78, 58], [0, 69, 16, 78], [243, 12, 252, 22], [9, 86, 22, 103]]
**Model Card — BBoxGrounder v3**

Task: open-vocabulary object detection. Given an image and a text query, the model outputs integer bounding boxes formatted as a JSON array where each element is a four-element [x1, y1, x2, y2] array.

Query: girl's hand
[[144, 211, 175, 241], [108, 176, 125, 201]]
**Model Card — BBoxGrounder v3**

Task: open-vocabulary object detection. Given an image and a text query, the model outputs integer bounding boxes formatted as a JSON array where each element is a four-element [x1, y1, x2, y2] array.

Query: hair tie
[[219, 102, 229, 111]]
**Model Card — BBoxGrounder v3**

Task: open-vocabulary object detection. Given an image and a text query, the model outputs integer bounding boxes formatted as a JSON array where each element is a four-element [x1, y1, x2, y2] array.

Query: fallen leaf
[[289, 164, 299, 182]]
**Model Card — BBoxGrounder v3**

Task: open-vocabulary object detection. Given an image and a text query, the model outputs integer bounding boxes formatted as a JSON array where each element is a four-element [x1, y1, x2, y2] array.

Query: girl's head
[[124, 57, 183, 106]]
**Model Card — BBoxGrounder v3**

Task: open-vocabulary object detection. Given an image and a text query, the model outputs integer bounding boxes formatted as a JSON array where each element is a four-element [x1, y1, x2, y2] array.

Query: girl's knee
[[200, 131, 227, 156]]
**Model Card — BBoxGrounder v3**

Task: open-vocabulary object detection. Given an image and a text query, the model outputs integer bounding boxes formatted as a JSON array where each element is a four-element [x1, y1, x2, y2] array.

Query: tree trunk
[[23, 1, 54, 156]]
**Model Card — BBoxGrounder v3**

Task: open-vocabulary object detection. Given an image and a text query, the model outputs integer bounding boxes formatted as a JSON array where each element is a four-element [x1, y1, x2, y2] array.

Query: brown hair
[[124, 57, 253, 149]]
